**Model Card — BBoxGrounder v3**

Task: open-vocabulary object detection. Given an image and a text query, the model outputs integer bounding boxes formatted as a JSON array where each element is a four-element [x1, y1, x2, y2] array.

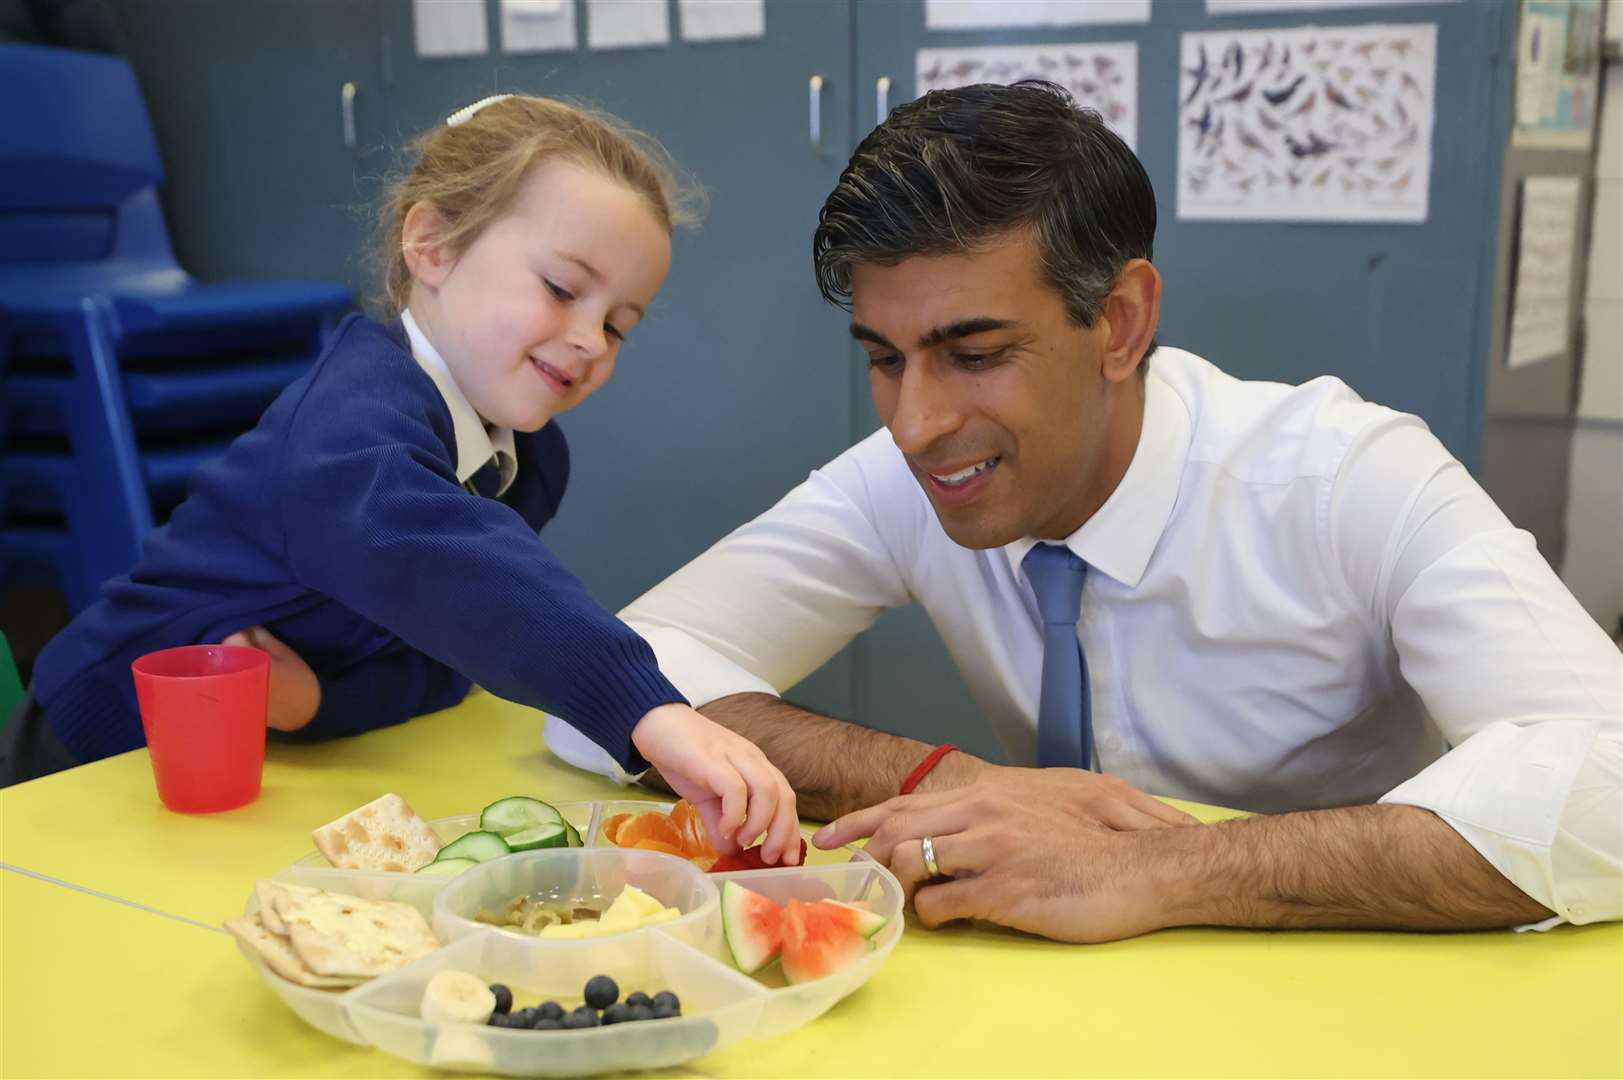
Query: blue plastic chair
[[0, 44, 352, 609]]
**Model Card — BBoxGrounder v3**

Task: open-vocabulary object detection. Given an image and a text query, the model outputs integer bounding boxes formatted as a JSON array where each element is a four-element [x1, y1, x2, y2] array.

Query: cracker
[[254, 879, 319, 936], [223, 915, 362, 990], [276, 891, 440, 978], [311, 793, 441, 872]]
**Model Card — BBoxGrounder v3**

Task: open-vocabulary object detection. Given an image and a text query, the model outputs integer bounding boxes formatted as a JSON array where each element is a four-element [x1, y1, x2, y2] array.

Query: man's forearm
[[1145, 803, 1553, 931], [674, 692, 988, 820]]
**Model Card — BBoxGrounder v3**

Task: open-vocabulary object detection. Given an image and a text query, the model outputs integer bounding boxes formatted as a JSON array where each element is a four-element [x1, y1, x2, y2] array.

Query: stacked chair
[[0, 43, 353, 613]]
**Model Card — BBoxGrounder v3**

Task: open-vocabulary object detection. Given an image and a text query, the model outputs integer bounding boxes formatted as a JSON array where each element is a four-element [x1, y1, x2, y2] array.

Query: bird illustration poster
[[917, 42, 1138, 150], [1176, 22, 1437, 223]]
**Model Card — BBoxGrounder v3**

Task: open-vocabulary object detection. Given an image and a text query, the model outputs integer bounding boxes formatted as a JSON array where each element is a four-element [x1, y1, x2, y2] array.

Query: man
[[549, 81, 1616, 943]]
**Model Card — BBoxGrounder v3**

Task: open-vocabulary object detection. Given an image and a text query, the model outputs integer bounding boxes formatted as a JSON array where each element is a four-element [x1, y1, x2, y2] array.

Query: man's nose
[[885, 362, 962, 456]]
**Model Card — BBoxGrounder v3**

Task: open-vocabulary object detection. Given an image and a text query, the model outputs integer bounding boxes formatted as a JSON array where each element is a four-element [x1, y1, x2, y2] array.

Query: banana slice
[[420, 970, 496, 1026]]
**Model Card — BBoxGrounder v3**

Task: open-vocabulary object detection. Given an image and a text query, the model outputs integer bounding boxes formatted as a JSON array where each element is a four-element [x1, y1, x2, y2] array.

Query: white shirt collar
[[1004, 367, 1191, 589], [400, 308, 517, 493]]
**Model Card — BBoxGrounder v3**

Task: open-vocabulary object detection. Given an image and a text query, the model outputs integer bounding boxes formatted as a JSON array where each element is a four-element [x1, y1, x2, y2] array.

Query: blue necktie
[[467, 456, 503, 498], [1023, 543, 1093, 770]]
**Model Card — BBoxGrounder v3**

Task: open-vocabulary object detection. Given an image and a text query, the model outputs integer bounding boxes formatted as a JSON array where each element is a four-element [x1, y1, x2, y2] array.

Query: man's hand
[[221, 626, 320, 733], [917, 763, 1198, 830], [814, 782, 1170, 942]]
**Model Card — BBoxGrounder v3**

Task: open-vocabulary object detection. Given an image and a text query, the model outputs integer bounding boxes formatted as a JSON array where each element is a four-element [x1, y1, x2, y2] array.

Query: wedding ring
[[921, 834, 941, 878]]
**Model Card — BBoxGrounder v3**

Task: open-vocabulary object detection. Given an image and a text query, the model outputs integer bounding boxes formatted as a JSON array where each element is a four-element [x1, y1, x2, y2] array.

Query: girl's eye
[[545, 279, 575, 302], [604, 323, 625, 343]]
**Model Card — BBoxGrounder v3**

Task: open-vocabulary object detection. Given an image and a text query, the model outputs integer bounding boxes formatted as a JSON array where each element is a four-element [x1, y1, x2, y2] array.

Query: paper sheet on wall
[[501, 0, 576, 53], [414, 0, 490, 58], [587, 0, 669, 49], [1507, 176, 1582, 368], [925, 0, 1150, 30], [1208, 0, 1457, 12], [1513, 0, 1604, 149], [1176, 22, 1436, 223], [917, 43, 1138, 150], [678, 0, 763, 42]]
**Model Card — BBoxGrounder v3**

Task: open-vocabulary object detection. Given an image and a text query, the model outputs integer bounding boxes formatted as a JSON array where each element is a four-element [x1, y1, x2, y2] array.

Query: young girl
[[14, 94, 799, 863]]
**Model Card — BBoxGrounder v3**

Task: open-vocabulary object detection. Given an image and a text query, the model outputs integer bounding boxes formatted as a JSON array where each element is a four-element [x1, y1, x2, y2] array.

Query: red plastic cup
[[131, 644, 269, 813]]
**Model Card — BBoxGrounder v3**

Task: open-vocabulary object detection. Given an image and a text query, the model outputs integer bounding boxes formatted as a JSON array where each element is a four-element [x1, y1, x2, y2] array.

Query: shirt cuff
[[1379, 718, 1603, 926], [622, 623, 782, 708]]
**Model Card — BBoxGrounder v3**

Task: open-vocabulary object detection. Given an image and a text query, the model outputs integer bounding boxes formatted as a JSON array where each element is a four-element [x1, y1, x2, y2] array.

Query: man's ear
[[1099, 259, 1161, 383], [401, 200, 456, 290]]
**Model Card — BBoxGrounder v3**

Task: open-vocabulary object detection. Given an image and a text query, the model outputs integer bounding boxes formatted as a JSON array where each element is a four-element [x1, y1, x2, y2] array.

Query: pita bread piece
[[311, 793, 442, 872], [276, 891, 440, 978], [223, 915, 363, 991]]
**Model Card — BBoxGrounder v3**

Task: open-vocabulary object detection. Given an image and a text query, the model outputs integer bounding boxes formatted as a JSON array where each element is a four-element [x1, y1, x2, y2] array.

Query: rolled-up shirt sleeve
[[1329, 417, 1622, 926]]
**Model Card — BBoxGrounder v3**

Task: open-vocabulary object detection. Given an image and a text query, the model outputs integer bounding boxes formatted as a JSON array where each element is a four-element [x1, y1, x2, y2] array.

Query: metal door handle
[[341, 82, 358, 150], [876, 76, 891, 121], [809, 74, 825, 154]]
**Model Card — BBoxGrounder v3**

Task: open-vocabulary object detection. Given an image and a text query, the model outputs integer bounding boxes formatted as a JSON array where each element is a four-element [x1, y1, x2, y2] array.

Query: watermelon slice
[[721, 881, 783, 975], [780, 898, 875, 985], [818, 898, 888, 938]]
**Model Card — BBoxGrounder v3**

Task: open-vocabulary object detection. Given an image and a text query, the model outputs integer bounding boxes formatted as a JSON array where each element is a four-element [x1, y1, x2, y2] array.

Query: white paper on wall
[[678, 0, 763, 41], [1176, 22, 1437, 223], [925, 0, 1150, 30], [587, 0, 670, 49], [916, 42, 1138, 150], [501, 0, 577, 53], [1208, 0, 1457, 13], [1507, 176, 1583, 368], [414, 0, 490, 58]]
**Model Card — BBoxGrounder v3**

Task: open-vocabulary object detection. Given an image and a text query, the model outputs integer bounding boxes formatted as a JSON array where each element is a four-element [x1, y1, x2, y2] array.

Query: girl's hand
[[222, 626, 321, 732], [631, 703, 800, 864]]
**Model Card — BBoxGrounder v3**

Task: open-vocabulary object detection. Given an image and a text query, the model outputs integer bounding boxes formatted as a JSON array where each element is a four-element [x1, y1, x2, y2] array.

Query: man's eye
[[868, 353, 902, 372], [545, 279, 575, 302], [951, 351, 1001, 369]]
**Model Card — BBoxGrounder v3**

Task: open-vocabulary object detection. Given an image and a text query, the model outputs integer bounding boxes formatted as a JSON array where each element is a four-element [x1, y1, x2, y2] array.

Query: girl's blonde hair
[[378, 94, 699, 316]]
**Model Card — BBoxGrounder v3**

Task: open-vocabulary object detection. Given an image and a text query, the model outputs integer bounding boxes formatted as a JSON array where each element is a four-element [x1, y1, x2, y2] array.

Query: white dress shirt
[[401, 309, 517, 495], [547, 348, 1621, 927]]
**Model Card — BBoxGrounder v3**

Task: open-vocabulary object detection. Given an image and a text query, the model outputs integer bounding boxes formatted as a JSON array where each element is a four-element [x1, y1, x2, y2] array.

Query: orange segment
[[631, 838, 687, 857], [601, 813, 632, 845], [618, 812, 682, 850]]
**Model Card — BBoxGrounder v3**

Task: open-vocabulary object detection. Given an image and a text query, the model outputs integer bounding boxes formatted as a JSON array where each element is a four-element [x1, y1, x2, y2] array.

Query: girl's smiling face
[[405, 159, 672, 431]]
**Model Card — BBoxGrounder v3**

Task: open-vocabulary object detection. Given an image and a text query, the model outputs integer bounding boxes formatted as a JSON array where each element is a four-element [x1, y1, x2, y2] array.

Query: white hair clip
[[446, 94, 514, 127]]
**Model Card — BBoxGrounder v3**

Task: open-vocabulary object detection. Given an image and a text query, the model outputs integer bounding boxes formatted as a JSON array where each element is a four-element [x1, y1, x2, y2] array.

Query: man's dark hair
[[813, 80, 1157, 360]]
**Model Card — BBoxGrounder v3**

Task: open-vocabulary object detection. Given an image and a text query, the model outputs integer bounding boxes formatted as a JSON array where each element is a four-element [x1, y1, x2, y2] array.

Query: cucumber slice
[[415, 857, 478, 877], [434, 830, 511, 863], [505, 823, 568, 851], [480, 796, 565, 838], [563, 820, 583, 848]]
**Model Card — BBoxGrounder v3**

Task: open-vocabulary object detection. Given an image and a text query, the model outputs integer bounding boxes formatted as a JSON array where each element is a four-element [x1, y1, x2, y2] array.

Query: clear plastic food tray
[[233, 800, 904, 1075]]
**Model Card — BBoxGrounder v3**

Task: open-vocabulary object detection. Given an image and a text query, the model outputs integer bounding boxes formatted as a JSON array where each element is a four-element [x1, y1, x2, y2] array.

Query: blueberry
[[487, 1012, 519, 1028], [537, 1001, 566, 1021], [651, 1001, 680, 1020], [628, 1004, 654, 1022], [488, 983, 513, 1015], [583, 975, 619, 1010], [651, 991, 681, 1013], [562, 1006, 600, 1029], [531, 1017, 563, 1031], [600, 1002, 632, 1025], [624, 991, 652, 1009]]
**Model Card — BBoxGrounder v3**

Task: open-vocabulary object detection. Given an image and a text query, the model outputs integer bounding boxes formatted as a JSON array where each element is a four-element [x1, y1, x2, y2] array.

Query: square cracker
[[311, 793, 441, 872], [276, 891, 440, 978], [223, 915, 363, 990], [254, 879, 320, 936]]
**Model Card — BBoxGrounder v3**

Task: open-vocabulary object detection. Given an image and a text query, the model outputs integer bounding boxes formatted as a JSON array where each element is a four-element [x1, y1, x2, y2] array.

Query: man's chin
[[926, 499, 1023, 551]]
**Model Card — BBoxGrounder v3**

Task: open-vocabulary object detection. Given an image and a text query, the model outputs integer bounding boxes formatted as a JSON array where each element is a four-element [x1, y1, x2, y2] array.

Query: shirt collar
[[400, 308, 517, 492], [1003, 367, 1191, 589]]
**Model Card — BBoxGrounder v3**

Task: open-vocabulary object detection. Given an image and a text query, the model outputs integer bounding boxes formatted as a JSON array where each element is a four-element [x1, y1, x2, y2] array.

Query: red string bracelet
[[899, 744, 959, 796]]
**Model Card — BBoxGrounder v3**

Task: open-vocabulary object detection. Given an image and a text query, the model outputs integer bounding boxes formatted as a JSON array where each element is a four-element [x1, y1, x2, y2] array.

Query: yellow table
[[3, 691, 1619, 1078]]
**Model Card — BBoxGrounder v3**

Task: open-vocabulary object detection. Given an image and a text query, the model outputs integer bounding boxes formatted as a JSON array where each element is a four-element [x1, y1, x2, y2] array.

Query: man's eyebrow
[[849, 317, 1019, 352], [557, 250, 645, 318]]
